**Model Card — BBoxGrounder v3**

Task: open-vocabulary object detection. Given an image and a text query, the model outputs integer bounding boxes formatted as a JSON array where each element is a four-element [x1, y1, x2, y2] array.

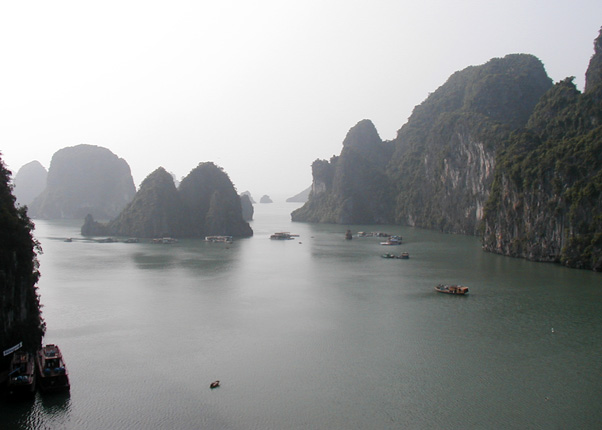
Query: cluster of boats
[[5, 344, 70, 399], [270, 232, 299, 240]]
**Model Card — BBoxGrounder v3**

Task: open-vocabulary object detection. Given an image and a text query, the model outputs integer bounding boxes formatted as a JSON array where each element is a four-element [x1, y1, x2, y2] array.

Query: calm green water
[[2, 202, 601, 429]]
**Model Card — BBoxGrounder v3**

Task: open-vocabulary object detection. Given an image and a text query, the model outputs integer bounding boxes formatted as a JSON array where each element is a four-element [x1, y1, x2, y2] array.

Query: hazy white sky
[[1, 1, 601, 200]]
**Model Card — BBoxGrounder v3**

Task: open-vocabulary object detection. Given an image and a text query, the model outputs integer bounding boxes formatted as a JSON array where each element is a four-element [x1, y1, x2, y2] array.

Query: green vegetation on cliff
[[483, 75, 602, 270], [294, 55, 552, 232], [388, 54, 552, 234], [0, 155, 45, 361]]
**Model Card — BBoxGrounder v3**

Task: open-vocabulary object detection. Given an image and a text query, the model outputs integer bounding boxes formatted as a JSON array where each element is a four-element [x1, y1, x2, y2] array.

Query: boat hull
[[435, 284, 469, 295], [36, 345, 70, 393], [6, 352, 36, 399]]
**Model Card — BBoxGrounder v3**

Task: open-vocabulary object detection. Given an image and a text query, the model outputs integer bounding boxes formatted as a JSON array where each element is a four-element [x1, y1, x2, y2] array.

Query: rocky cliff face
[[294, 55, 552, 231], [29, 145, 136, 219], [585, 28, 602, 93], [104, 167, 185, 238], [240, 194, 254, 221], [83, 162, 253, 238], [291, 119, 395, 224], [13, 161, 47, 207], [483, 50, 602, 270], [388, 54, 552, 234], [0, 156, 45, 360]]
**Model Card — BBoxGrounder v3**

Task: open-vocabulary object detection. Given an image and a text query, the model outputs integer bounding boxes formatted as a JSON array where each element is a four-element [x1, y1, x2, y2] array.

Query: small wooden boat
[[36, 344, 70, 392], [400, 252, 409, 259], [210, 380, 220, 389], [435, 284, 469, 295], [7, 351, 36, 399]]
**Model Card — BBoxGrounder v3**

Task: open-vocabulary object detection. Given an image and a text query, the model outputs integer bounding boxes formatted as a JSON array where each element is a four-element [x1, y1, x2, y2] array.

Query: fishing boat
[[270, 232, 295, 240], [435, 284, 469, 295], [36, 344, 70, 392], [380, 236, 402, 245], [205, 235, 233, 243], [6, 351, 36, 398], [400, 252, 410, 259]]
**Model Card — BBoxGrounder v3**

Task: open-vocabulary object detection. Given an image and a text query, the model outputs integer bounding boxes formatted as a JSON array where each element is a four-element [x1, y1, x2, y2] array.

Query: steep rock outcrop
[[29, 145, 136, 219], [292, 119, 395, 224], [178, 162, 252, 237], [260, 195, 273, 203], [0, 156, 45, 361], [388, 54, 552, 234], [106, 167, 185, 238], [83, 162, 253, 238], [13, 161, 47, 207], [585, 27, 602, 93], [240, 194, 254, 221], [483, 72, 602, 270]]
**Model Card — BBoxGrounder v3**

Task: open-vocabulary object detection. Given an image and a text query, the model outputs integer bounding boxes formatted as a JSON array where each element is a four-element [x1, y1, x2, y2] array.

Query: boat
[[210, 380, 220, 389], [152, 237, 178, 244], [36, 344, 70, 392], [400, 252, 409, 259], [435, 284, 469, 295], [205, 235, 233, 244], [345, 230, 353, 240], [381, 253, 399, 259], [6, 351, 36, 398], [380, 236, 402, 245], [270, 232, 295, 240]]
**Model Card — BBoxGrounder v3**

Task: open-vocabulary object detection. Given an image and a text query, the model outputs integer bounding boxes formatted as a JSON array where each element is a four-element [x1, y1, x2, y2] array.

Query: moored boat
[[270, 232, 295, 240], [380, 235, 402, 245], [205, 235, 233, 243], [7, 351, 36, 399], [36, 344, 70, 392], [435, 284, 469, 295]]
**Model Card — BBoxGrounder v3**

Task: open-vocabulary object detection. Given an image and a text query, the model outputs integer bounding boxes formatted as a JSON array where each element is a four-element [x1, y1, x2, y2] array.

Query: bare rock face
[[13, 160, 47, 207], [293, 54, 552, 232], [29, 145, 136, 219]]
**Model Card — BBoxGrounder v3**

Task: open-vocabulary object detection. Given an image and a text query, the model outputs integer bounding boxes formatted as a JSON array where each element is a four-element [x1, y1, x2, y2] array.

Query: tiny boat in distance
[[435, 284, 469, 295], [270, 232, 295, 240], [36, 344, 70, 392], [7, 351, 36, 398], [380, 236, 402, 245], [205, 235, 233, 243]]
